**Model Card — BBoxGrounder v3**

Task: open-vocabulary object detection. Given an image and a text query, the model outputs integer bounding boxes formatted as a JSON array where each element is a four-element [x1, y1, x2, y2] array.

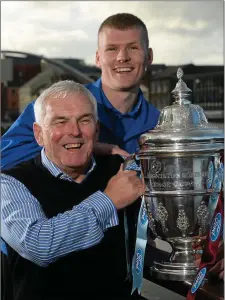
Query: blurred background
[[1, 1, 224, 135]]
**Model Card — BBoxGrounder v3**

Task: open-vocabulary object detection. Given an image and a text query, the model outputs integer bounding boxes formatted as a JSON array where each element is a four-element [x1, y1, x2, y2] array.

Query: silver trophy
[[137, 68, 224, 281]]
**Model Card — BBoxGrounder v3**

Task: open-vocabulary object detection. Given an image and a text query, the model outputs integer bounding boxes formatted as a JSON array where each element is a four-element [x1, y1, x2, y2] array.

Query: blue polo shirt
[[1, 78, 160, 169]]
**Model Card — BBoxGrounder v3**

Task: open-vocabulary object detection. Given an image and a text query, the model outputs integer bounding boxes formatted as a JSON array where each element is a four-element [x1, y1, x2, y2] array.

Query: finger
[[119, 163, 124, 173], [131, 176, 145, 187], [195, 258, 201, 267], [123, 170, 139, 176], [138, 136, 147, 146], [219, 270, 224, 279], [138, 185, 146, 196], [216, 245, 224, 260], [134, 177, 145, 190], [218, 240, 224, 248], [112, 145, 130, 157], [142, 182, 146, 193], [209, 259, 224, 274]]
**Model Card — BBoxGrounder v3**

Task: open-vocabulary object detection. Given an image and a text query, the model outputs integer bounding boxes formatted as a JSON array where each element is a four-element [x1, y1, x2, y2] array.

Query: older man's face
[[34, 92, 98, 176]]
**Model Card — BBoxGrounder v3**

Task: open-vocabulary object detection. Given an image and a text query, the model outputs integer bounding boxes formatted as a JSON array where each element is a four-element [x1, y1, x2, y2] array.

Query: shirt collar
[[98, 78, 143, 118], [41, 148, 96, 183]]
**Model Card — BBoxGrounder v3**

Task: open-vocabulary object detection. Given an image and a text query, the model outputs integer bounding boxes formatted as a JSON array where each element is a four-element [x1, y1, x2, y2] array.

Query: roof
[[1, 51, 94, 84], [52, 58, 101, 75], [152, 66, 178, 79], [151, 64, 224, 80]]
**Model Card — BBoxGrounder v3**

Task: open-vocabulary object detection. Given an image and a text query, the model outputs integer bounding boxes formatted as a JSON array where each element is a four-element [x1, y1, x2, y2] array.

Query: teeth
[[116, 68, 132, 73], [64, 143, 81, 149]]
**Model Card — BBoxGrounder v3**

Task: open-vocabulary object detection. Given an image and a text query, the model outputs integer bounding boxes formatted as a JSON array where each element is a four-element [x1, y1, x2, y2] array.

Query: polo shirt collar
[[41, 149, 96, 183], [93, 78, 155, 142], [95, 78, 143, 118]]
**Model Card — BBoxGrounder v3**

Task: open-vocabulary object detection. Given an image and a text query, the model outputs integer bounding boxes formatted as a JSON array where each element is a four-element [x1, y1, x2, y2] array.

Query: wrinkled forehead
[[43, 92, 94, 118]]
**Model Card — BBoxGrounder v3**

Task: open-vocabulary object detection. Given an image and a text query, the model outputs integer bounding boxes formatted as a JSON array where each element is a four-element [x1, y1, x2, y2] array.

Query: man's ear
[[148, 48, 153, 65], [33, 122, 44, 147], [95, 120, 100, 141], [95, 50, 101, 68]]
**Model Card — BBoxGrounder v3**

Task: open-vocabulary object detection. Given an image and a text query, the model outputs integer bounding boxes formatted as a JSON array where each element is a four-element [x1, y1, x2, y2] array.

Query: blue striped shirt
[[1, 149, 119, 267]]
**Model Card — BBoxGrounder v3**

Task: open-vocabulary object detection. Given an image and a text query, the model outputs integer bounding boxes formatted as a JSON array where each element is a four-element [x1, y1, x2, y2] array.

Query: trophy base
[[150, 261, 198, 281]]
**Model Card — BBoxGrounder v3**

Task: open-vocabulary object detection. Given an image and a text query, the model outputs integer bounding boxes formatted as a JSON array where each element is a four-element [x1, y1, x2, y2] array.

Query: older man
[[1, 81, 146, 300]]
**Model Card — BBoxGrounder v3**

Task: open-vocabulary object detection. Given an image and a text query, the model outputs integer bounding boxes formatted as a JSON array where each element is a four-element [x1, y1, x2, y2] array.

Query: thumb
[[119, 163, 124, 173]]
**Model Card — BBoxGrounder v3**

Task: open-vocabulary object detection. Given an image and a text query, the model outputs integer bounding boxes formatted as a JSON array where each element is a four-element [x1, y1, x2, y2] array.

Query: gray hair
[[34, 80, 98, 125]]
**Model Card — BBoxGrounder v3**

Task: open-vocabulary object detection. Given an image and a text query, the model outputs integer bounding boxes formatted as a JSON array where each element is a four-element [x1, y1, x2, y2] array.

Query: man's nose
[[69, 121, 81, 136], [117, 49, 130, 62]]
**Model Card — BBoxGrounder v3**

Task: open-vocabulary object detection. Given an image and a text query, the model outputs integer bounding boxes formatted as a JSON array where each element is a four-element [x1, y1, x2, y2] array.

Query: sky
[[1, 1, 224, 66]]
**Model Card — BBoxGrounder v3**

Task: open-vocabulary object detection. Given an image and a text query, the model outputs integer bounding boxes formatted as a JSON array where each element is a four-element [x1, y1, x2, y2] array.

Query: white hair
[[34, 80, 98, 125]]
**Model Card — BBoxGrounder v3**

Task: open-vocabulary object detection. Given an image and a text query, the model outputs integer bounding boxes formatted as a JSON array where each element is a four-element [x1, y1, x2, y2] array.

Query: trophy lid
[[139, 67, 224, 154]]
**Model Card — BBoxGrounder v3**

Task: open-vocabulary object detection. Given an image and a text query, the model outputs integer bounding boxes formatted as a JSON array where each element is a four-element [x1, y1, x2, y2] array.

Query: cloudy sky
[[1, 1, 224, 66]]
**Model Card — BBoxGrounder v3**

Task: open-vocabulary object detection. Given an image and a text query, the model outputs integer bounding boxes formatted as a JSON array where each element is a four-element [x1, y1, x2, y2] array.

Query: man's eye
[[80, 118, 90, 124], [56, 120, 66, 124], [129, 46, 138, 50], [106, 47, 117, 51]]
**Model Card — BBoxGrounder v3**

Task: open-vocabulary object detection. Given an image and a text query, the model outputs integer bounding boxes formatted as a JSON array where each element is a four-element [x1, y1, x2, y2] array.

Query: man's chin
[[113, 80, 140, 91], [64, 157, 91, 170], [66, 162, 86, 169], [115, 84, 137, 92]]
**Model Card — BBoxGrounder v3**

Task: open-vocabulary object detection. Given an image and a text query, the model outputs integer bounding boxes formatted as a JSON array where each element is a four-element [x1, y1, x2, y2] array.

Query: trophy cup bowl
[[137, 67, 224, 281]]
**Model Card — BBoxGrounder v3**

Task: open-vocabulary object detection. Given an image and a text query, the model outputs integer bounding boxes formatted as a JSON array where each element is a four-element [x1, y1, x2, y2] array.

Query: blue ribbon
[[123, 156, 141, 281], [123, 155, 148, 294], [131, 196, 148, 294]]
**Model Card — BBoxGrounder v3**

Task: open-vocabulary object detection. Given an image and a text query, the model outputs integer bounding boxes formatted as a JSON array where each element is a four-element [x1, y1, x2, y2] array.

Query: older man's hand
[[94, 142, 130, 157], [104, 164, 146, 210]]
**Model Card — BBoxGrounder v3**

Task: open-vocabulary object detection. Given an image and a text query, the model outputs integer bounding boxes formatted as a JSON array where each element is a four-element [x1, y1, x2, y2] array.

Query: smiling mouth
[[114, 67, 134, 73], [64, 143, 82, 150]]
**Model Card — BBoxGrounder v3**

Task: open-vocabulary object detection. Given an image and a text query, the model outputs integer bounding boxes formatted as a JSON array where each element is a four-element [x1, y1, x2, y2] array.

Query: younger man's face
[[96, 26, 153, 91]]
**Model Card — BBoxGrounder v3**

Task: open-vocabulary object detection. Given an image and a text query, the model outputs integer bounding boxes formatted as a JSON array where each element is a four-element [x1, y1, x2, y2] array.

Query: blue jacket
[[1, 78, 160, 169]]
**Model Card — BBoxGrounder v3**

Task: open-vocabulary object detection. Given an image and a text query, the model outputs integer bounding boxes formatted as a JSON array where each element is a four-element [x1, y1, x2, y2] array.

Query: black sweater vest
[[2, 154, 140, 300]]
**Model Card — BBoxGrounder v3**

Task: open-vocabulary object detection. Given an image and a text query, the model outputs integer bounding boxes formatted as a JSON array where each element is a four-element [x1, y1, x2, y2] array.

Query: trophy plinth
[[138, 67, 224, 281]]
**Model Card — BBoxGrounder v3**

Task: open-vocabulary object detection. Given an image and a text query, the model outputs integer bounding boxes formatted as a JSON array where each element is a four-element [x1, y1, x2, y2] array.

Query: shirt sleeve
[[1, 101, 42, 170], [1, 174, 119, 267]]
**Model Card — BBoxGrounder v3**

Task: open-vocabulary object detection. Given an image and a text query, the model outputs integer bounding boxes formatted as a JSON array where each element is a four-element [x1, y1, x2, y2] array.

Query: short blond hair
[[98, 13, 149, 48]]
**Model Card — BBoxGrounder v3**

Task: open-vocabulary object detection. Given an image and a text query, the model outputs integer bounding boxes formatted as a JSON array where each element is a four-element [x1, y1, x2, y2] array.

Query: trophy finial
[[171, 67, 192, 104], [177, 67, 183, 80]]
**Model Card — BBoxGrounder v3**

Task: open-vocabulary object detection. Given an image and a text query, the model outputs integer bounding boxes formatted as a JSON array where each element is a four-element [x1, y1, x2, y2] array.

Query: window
[[150, 82, 156, 94], [156, 81, 161, 93], [162, 80, 169, 93]]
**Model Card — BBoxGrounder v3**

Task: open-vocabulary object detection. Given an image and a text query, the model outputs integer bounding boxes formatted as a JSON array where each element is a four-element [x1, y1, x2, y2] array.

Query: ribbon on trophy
[[131, 195, 148, 294], [123, 154, 148, 294], [186, 156, 224, 300]]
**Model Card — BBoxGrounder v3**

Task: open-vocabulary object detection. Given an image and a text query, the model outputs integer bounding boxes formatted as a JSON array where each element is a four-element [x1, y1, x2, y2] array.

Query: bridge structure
[[1, 50, 94, 84], [1, 50, 95, 125]]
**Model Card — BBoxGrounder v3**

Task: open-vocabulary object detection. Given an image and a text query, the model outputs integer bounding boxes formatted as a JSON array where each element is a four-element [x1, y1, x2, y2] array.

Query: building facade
[[148, 64, 224, 127]]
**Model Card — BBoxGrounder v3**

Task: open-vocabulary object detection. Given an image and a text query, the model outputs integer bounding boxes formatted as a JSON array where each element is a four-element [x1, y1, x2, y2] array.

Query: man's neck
[[67, 172, 86, 183], [102, 83, 139, 114], [60, 160, 93, 183], [43, 150, 93, 183]]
